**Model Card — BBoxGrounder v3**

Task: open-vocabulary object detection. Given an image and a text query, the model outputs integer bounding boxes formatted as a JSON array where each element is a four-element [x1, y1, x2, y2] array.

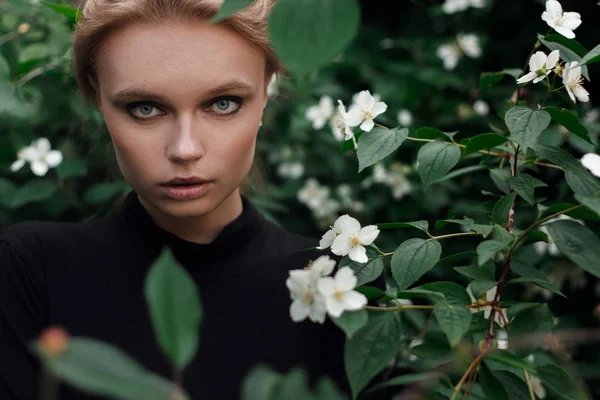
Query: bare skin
[[94, 20, 270, 244]]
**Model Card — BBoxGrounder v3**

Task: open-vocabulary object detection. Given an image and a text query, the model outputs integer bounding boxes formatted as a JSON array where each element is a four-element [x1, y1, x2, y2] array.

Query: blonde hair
[[72, 0, 285, 197]]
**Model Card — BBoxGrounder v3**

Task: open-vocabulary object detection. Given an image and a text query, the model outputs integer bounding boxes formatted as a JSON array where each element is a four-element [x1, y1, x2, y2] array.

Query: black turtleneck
[[0, 191, 348, 400]]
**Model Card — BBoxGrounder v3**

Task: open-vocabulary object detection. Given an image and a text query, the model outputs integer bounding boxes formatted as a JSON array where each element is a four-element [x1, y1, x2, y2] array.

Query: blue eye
[[126, 102, 163, 120], [210, 97, 243, 115]]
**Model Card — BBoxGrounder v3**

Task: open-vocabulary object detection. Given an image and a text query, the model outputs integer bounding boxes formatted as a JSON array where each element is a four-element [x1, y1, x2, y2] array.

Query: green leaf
[[492, 192, 517, 225], [11, 180, 57, 208], [210, 0, 254, 22], [469, 279, 497, 300], [364, 372, 442, 394], [510, 304, 554, 337], [477, 240, 508, 266], [268, 0, 360, 80], [543, 107, 592, 144], [505, 106, 551, 151], [509, 261, 565, 297], [493, 371, 533, 400], [503, 68, 523, 80], [537, 364, 588, 400], [145, 248, 202, 368], [538, 35, 589, 80], [479, 364, 509, 400], [418, 282, 471, 346], [485, 350, 536, 372], [354, 286, 386, 300], [18, 44, 49, 64], [57, 158, 88, 180], [542, 34, 588, 57], [534, 144, 599, 192], [274, 368, 314, 400], [579, 43, 600, 67], [441, 217, 494, 237], [391, 238, 442, 290], [417, 141, 461, 190], [331, 309, 368, 339], [415, 127, 457, 140], [242, 365, 281, 400], [42, 2, 81, 26], [546, 220, 600, 278], [0, 178, 17, 208], [575, 194, 600, 218], [315, 377, 346, 400], [465, 133, 509, 154], [565, 171, 600, 197], [490, 168, 512, 194], [479, 72, 505, 91], [376, 220, 429, 233], [357, 127, 408, 173], [430, 165, 488, 186], [454, 263, 495, 281], [339, 246, 383, 286], [34, 339, 188, 400], [345, 312, 401, 399], [83, 181, 127, 205], [509, 174, 536, 206]]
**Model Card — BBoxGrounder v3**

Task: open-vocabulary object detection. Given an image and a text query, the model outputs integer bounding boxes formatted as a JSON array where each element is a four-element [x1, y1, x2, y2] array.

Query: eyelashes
[[125, 96, 245, 121]]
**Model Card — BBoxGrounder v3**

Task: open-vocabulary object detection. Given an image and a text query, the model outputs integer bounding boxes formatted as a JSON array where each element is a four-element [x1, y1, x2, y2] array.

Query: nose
[[166, 114, 204, 164]]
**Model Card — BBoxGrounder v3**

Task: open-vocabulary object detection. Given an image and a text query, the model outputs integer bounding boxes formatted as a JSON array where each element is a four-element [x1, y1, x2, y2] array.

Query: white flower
[[583, 109, 599, 125], [581, 153, 600, 177], [351, 91, 381, 108], [541, 0, 582, 39], [335, 100, 362, 147], [473, 100, 489, 116], [307, 255, 336, 277], [373, 163, 389, 183], [466, 284, 506, 328], [437, 43, 461, 71], [530, 375, 546, 399], [496, 330, 509, 349], [350, 90, 388, 132], [324, 214, 380, 263], [516, 50, 560, 84], [329, 111, 347, 142], [267, 73, 279, 97], [457, 33, 482, 58], [397, 109, 413, 126], [387, 163, 412, 200], [442, 0, 485, 14], [317, 267, 367, 317], [317, 215, 345, 250], [563, 62, 590, 103], [312, 198, 341, 221], [297, 178, 329, 209], [10, 137, 63, 177], [286, 269, 327, 323], [277, 162, 304, 179], [305, 95, 334, 130]]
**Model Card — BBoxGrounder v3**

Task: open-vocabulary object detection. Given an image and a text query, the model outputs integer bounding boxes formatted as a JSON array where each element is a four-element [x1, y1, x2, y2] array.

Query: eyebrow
[[109, 80, 255, 104]]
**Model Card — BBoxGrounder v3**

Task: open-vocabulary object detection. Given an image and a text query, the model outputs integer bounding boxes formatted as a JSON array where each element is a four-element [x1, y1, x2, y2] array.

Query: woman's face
[[95, 20, 269, 222]]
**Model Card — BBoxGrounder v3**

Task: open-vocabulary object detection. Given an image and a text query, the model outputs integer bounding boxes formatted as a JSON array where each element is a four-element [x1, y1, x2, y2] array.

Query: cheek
[[104, 117, 159, 176]]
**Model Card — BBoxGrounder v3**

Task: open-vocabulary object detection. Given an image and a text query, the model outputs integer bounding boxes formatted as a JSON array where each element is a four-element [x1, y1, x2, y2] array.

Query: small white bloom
[[305, 95, 334, 130], [496, 330, 509, 349], [297, 178, 330, 209], [10, 137, 63, 177], [531, 376, 547, 399], [277, 162, 304, 179], [563, 62, 590, 103], [581, 153, 600, 177], [286, 269, 327, 323], [397, 109, 413, 126], [307, 255, 336, 277], [541, 0, 582, 39], [313, 198, 341, 221], [317, 267, 367, 317], [351, 91, 381, 107], [516, 50, 560, 84], [442, 0, 485, 14], [335, 100, 363, 148], [473, 99, 489, 116], [329, 111, 346, 142], [387, 163, 412, 200], [466, 284, 506, 327], [328, 214, 380, 263], [373, 163, 389, 183], [351, 90, 388, 132], [583, 109, 599, 125], [457, 33, 482, 58], [267, 73, 279, 97], [437, 43, 461, 71]]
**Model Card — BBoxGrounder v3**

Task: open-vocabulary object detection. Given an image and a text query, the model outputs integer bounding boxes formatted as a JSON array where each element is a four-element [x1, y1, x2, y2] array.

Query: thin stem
[[16, 58, 65, 88], [524, 369, 536, 400], [364, 305, 435, 311], [450, 351, 486, 400], [430, 231, 479, 241], [534, 161, 564, 170]]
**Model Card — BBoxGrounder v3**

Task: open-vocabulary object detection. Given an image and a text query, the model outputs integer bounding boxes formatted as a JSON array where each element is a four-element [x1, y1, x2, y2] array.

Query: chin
[[159, 197, 215, 219]]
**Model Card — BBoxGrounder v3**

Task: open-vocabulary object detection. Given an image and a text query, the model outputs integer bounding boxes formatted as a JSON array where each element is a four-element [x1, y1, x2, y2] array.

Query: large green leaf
[[565, 171, 600, 197], [538, 35, 589, 80], [479, 364, 509, 400], [357, 127, 408, 172], [579, 43, 600, 67], [465, 133, 509, 154], [543, 107, 592, 144], [476, 240, 508, 266], [210, 0, 254, 22], [505, 106, 551, 151], [42, 2, 81, 27], [376, 220, 429, 233], [11, 179, 57, 208], [509, 174, 537, 206], [34, 339, 188, 400], [331, 309, 368, 339], [574, 194, 600, 218], [268, 0, 360, 80], [485, 350, 536, 372], [546, 220, 600, 278], [508, 261, 565, 297], [509, 304, 554, 337], [391, 238, 442, 290], [454, 262, 495, 281], [417, 141, 461, 190], [537, 364, 589, 400], [339, 246, 383, 286], [345, 312, 401, 399], [493, 371, 533, 400], [145, 248, 202, 369], [364, 372, 442, 395], [492, 192, 517, 225]]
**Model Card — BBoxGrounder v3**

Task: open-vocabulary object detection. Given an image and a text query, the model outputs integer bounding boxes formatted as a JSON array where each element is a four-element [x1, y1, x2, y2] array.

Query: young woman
[[0, 1, 348, 398]]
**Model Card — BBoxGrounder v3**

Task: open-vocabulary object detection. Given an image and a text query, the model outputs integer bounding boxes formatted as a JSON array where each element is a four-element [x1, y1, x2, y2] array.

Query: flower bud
[[39, 326, 70, 357], [17, 23, 30, 34]]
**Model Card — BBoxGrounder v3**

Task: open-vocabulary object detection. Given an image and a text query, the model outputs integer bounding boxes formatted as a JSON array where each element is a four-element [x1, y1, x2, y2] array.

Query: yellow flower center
[[350, 235, 361, 247]]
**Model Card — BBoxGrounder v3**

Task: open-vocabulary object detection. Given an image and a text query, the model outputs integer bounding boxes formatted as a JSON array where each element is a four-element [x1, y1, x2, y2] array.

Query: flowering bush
[[2, 0, 600, 399]]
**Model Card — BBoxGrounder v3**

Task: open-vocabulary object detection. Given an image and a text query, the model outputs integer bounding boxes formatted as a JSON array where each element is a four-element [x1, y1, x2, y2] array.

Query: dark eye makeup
[[124, 95, 245, 121]]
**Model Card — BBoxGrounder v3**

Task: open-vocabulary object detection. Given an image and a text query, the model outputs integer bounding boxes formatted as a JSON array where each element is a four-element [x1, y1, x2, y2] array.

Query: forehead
[[96, 20, 266, 95]]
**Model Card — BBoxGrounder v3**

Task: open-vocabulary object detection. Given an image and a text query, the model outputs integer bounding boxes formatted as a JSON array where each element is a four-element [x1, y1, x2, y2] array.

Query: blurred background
[[1, 0, 600, 395]]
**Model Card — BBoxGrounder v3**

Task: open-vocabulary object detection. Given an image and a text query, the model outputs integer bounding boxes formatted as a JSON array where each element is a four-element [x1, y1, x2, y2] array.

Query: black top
[[0, 191, 348, 400]]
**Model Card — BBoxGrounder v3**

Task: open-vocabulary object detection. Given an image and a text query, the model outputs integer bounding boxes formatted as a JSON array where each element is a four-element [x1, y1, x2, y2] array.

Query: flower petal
[[553, 25, 575, 39], [317, 229, 337, 249], [317, 276, 336, 296], [349, 245, 368, 263], [311, 255, 336, 276], [358, 225, 380, 245], [546, 50, 560, 69], [338, 214, 361, 234], [31, 160, 48, 176], [529, 51, 547, 71], [345, 107, 364, 127], [573, 85, 590, 103], [308, 295, 327, 323], [331, 234, 352, 256], [360, 118, 375, 132], [290, 299, 310, 322], [35, 137, 51, 153], [10, 158, 25, 172], [370, 102, 388, 117], [335, 267, 358, 292], [516, 72, 538, 84], [45, 150, 63, 168], [561, 12, 582, 30], [342, 291, 367, 310]]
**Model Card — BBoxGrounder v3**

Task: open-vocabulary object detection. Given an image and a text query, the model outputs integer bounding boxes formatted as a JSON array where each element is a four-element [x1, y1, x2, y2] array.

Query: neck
[[138, 189, 244, 244]]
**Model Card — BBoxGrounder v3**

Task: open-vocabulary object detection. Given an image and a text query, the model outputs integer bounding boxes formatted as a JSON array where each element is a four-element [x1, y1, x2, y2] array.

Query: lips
[[161, 176, 210, 186]]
